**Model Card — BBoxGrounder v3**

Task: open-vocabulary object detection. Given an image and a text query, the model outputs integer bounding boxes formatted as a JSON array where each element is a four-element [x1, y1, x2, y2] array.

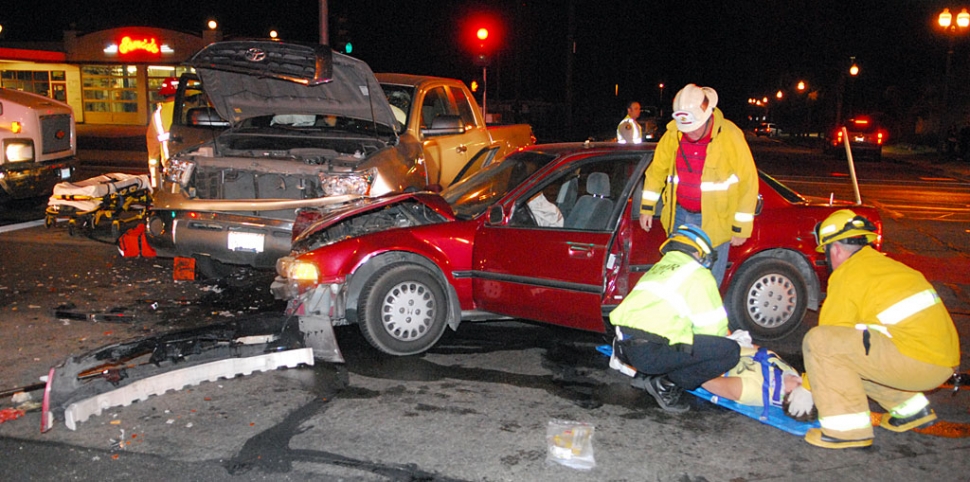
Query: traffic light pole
[[481, 66, 487, 122]]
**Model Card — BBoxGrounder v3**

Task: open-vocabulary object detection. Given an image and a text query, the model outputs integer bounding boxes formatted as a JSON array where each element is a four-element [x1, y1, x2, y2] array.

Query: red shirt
[[675, 131, 712, 212]]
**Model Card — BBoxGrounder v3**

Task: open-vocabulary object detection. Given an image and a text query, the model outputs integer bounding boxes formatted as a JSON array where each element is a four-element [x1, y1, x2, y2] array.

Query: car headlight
[[288, 260, 320, 282], [318, 168, 375, 196], [2, 139, 34, 164], [163, 158, 196, 186]]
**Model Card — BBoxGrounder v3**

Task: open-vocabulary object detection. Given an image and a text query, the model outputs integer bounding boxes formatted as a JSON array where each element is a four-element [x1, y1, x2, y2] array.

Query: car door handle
[[456, 145, 467, 153], [567, 242, 594, 258]]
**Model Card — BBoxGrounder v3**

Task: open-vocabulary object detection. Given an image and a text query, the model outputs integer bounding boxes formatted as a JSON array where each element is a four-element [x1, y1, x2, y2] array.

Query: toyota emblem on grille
[[245, 48, 267, 62]]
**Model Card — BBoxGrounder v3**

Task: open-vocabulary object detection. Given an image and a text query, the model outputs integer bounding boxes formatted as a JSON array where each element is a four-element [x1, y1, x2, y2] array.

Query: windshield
[[759, 171, 806, 203], [380, 84, 414, 130], [442, 151, 558, 218]]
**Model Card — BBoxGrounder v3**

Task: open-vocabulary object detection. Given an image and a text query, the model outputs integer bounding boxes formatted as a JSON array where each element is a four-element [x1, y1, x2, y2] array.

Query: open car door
[[470, 152, 650, 332]]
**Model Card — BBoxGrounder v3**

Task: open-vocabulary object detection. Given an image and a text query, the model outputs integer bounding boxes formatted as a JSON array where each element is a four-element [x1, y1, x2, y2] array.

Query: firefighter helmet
[[672, 84, 718, 133], [660, 224, 717, 269], [814, 209, 878, 253], [158, 77, 179, 97]]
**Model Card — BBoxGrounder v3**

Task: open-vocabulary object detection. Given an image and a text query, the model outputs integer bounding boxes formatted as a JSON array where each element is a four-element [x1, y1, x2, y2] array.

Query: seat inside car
[[564, 172, 613, 230]]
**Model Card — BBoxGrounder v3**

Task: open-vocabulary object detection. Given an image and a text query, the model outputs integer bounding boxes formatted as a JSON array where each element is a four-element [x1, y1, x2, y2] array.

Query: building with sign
[[1, 27, 221, 126]]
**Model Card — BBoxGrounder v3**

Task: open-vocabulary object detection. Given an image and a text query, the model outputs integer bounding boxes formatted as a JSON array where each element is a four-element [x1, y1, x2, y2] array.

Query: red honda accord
[[271, 142, 881, 358]]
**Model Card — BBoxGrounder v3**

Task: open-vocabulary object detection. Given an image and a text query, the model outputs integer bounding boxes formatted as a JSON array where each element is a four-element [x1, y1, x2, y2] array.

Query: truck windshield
[[443, 151, 557, 219]]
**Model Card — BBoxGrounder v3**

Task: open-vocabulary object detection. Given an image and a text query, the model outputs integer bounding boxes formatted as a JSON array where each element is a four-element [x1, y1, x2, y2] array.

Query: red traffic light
[[476, 28, 489, 41]]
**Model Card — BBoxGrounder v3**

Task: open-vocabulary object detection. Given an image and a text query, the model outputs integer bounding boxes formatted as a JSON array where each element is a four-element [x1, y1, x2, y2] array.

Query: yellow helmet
[[814, 209, 878, 253]]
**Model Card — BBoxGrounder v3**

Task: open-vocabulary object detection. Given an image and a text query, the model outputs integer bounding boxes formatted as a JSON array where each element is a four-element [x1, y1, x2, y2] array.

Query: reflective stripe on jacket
[[608, 251, 728, 346], [819, 246, 960, 368], [639, 108, 759, 246]]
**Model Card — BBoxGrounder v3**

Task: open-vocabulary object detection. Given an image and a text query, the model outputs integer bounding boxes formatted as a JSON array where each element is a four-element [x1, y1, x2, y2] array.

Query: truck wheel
[[726, 258, 807, 340], [358, 263, 448, 356]]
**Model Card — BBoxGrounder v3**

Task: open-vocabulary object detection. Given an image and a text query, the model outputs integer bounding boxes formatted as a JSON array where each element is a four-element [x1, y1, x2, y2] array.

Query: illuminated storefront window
[[81, 64, 139, 113], [0, 70, 67, 100]]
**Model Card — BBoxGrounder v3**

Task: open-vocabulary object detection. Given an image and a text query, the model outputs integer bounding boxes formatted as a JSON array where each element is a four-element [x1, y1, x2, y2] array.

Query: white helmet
[[672, 84, 718, 133]]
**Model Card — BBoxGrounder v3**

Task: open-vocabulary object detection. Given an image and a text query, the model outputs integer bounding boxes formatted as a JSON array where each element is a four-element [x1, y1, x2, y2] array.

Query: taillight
[[877, 132, 884, 145]]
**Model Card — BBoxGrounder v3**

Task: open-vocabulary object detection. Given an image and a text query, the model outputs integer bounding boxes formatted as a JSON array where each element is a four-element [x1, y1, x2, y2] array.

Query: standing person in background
[[794, 209, 960, 449], [638, 84, 759, 286], [147, 77, 178, 189], [617, 101, 643, 144]]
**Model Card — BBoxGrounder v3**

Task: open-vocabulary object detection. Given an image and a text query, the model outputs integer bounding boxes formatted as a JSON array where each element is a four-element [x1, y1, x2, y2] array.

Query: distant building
[[0, 27, 221, 126]]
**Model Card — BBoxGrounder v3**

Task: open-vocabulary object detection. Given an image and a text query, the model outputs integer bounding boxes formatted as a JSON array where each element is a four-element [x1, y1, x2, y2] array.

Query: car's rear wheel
[[358, 263, 448, 356], [726, 258, 807, 340]]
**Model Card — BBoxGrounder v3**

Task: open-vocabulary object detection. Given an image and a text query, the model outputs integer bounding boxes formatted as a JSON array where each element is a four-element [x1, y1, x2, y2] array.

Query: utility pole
[[319, 0, 329, 45]]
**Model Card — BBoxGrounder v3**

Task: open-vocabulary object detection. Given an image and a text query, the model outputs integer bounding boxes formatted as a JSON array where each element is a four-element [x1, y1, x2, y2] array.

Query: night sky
[[2, 0, 967, 136]]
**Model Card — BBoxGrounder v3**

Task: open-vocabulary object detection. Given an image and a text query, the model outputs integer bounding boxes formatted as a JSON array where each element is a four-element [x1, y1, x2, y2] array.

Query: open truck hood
[[187, 40, 398, 129]]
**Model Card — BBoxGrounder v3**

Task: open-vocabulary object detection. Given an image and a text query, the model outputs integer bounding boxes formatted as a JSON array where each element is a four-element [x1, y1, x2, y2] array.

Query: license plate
[[227, 231, 265, 252]]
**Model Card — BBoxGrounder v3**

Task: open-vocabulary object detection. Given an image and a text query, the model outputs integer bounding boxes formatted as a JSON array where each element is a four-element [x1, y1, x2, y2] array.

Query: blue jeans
[[674, 205, 730, 287]]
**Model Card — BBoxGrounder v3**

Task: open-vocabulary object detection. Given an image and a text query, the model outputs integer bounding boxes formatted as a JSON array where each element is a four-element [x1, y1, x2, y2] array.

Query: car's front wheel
[[726, 258, 808, 340], [358, 263, 448, 356]]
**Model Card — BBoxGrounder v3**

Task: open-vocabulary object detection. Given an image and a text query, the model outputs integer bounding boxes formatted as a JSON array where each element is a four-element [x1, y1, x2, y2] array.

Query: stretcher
[[45, 173, 152, 236]]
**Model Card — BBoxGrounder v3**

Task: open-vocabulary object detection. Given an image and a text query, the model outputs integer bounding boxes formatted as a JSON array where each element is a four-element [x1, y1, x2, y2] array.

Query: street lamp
[[835, 58, 859, 128], [658, 83, 665, 117], [938, 7, 970, 149]]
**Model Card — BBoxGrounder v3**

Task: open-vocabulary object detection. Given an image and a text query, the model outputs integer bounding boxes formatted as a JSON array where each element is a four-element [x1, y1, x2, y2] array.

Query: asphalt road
[[1, 135, 969, 481]]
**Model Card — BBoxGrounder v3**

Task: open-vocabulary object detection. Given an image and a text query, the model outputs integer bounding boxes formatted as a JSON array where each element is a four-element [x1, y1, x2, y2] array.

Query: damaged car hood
[[292, 191, 455, 244], [189, 40, 398, 129]]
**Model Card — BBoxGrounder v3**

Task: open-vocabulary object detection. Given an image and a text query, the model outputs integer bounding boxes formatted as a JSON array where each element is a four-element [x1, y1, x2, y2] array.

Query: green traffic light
[[344, 42, 353, 54]]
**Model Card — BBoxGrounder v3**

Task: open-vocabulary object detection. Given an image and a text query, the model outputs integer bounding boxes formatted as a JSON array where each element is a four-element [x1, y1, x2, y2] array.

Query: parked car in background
[[826, 116, 885, 160], [754, 122, 781, 137], [271, 142, 882, 359], [0, 88, 76, 202]]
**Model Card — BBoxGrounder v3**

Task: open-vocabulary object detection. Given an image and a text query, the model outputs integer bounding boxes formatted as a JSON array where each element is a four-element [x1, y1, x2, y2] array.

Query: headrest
[[586, 172, 610, 197]]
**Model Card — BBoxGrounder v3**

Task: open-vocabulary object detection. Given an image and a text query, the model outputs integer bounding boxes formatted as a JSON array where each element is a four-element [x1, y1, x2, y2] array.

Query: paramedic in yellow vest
[[147, 77, 178, 189], [609, 224, 740, 413], [617, 101, 642, 144], [638, 84, 758, 286], [790, 209, 960, 449]]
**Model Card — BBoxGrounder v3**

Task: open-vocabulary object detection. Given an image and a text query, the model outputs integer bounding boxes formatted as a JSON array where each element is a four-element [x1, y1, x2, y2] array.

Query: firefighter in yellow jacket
[[609, 224, 740, 413], [147, 77, 178, 189], [639, 84, 758, 286], [791, 209, 960, 449]]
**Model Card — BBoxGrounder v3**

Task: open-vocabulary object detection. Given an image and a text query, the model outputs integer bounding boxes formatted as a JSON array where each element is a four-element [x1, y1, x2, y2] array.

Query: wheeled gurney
[[45, 173, 152, 236]]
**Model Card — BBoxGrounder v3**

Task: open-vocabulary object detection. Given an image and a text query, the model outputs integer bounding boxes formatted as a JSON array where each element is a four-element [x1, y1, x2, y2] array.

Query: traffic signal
[[333, 14, 352, 55]]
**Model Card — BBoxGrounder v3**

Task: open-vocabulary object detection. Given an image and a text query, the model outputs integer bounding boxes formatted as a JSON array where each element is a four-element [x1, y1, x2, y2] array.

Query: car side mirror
[[487, 204, 506, 225], [187, 107, 229, 127], [421, 115, 464, 137]]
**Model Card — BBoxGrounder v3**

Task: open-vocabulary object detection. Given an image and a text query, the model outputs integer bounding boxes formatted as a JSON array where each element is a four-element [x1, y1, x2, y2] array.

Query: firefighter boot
[[880, 407, 937, 433], [804, 428, 873, 449]]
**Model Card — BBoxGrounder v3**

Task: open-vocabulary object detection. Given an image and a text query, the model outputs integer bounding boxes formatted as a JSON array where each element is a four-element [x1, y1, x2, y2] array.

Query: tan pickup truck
[[377, 73, 534, 190], [146, 41, 534, 278]]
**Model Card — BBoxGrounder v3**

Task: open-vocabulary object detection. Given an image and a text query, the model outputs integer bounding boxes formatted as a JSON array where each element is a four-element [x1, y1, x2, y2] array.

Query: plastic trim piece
[[63, 348, 314, 430]]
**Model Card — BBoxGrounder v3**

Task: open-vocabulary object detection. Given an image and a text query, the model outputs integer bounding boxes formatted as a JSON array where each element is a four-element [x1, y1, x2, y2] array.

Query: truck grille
[[40, 114, 72, 155], [188, 41, 333, 86]]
